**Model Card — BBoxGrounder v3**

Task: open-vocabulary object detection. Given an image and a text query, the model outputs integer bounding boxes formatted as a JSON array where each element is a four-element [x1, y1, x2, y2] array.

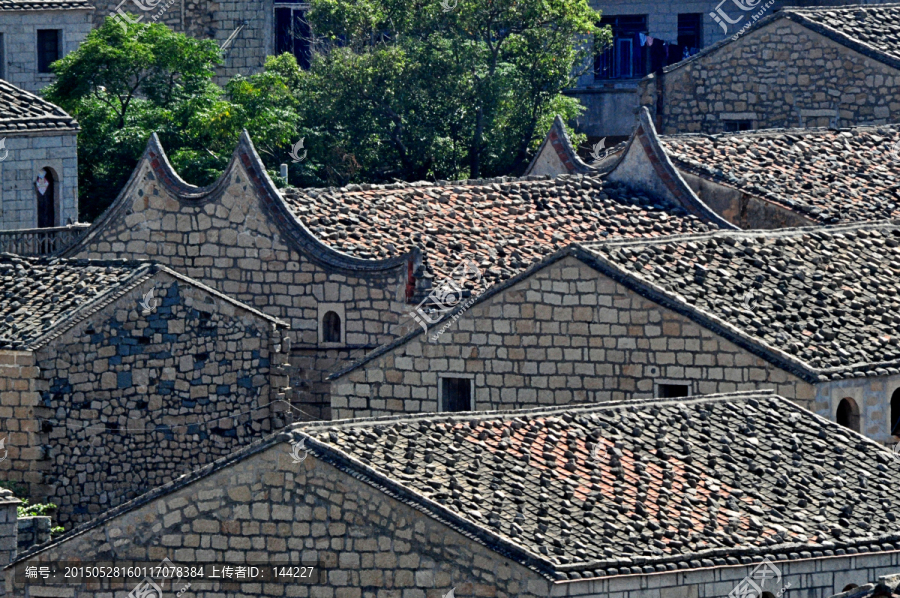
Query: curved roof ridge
[[65, 132, 419, 274]]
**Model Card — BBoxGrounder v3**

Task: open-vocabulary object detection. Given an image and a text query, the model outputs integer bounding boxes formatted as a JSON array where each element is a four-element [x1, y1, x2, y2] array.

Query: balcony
[[0, 224, 91, 257]]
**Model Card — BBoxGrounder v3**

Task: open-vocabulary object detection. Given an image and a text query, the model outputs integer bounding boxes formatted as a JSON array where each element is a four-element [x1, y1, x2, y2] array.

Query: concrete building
[[6, 391, 900, 598], [0, 253, 289, 527], [0, 0, 93, 93]]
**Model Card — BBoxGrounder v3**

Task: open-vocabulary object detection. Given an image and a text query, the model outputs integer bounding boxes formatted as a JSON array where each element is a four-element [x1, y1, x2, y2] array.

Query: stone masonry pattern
[[659, 19, 900, 135], [331, 255, 818, 420], [33, 276, 281, 527]]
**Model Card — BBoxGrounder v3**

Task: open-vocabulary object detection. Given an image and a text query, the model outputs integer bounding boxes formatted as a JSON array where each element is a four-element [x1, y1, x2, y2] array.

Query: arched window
[[762, 593, 776, 598], [891, 388, 900, 437], [322, 310, 341, 343], [842, 584, 859, 593], [35, 168, 55, 228], [836, 398, 860, 433]]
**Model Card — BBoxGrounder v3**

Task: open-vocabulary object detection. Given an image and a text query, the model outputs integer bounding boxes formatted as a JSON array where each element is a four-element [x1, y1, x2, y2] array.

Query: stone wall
[[5, 441, 551, 598], [0, 10, 93, 93], [91, 0, 269, 84], [15, 517, 50, 553], [657, 19, 900, 134], [331, 255, 824, 419], [0, 490, 20, 598], [9, 273, 287, 528], [68, 143, 411, 420], [6, 437, 900, 598], [0, 351, 47, 495], [0, 132, 78, 231], [679, 171, 815, 230]]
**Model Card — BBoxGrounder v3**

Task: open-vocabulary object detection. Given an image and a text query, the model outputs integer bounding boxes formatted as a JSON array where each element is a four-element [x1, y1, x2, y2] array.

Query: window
[[440, 377, 472, 413], [35, 168, 55, 228], [656, 383, 690, 398], [723, 120, 753, 132], [595, 15, 647, 80], [891, 388, 900, 436], [836, 398, 860, 432], [317, 303, 345, 344], [842, 585, 859, 593], [322, 311, 341, 343], [677, 14, 702, 56], [37, 30, 61, 73], [275, 3, 311, 69]]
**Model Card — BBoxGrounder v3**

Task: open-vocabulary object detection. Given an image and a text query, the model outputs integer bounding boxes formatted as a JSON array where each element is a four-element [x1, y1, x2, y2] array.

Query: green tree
[[292, 0, 606, 184], [45, 18, 302, 221]]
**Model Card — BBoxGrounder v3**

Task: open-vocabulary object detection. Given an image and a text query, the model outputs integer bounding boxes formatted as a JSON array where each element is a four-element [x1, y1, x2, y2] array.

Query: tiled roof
[[0, 255, 151, 349], [0, 0, 92, 8], [584, 221, 900, 380], [15, 391, 900, 579], [789, 4, 900, 62], [0, 254, 287, 350], [0, 79, 79, 133], [296, 391, 900, 579], [660, 125, 900, 225], [281, 174, 718, 294]]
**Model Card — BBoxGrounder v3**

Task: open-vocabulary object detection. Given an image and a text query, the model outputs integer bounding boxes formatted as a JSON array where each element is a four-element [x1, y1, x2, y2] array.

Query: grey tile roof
[[0, 255, 152, 350], [584, 221, 900, 380], [13, 391, 900, 580], [0, 79, 79, 133], [789, 4, 900, 62], [295, 391, 900, 579], [0, 254, 287, 350], [660, 124, 900, 225], [281, 174, 718, 294], [0, 0, 91, 8]]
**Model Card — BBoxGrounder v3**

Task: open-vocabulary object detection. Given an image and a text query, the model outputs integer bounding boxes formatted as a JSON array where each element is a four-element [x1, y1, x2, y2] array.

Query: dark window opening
[[723, 120, 753, 132], [595, 15, 647, 80], [37, 30, 61, 73], [275, 5, 311, 69], [836, 398, 860, 432], [441, 377, 472, 413], [0, 33, 6, 80], [657, 383, 690, 398], [35, 168, 55, 228], [891, 388, 900, 436], [677, 13, 702, 56], [322, 310, 341, 343], [842, 585, 859, 593]]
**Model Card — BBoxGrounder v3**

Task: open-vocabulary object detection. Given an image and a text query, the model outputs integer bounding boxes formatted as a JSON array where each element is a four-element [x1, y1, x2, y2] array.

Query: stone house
[[330, 219, 900, 444], [0, 253, 289, 528], [63, 129, 730, 420], [0, 80, 79, 231], [529, 108, 900, 231], [6, 391, 900, 598], [639, 4, 900, 136], [0, 0, 93, 93]]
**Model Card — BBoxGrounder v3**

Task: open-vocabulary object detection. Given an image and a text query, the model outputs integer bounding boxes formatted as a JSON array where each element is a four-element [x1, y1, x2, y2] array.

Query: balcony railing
[[0, 224, 91, 256]]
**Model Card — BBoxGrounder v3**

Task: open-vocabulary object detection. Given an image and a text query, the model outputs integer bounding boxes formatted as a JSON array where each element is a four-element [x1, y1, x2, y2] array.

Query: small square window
[[440, 377, 472, 412], [723, 120, 753, 133], [37, 30, 61, 73], [657, 383, 691, 398]]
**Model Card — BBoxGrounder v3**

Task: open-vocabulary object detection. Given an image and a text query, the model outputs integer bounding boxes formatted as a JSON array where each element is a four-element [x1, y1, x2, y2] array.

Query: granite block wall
[[0, 490, 20, 598], [0, 10, 93, 93], [331, 255, 825, 420], [657, 20, 900, 134], [70, 152, 410, 420], [0, 133, 78, 231], [0, 273, 288, 529], [15, 517, 50, 553], [5, 442, 550, 598]]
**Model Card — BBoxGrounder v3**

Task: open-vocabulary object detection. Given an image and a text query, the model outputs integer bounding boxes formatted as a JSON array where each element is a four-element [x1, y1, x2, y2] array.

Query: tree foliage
[[45, 19, 301, 221], [294, 0, 605, 185], [45, 0, 605, 219]]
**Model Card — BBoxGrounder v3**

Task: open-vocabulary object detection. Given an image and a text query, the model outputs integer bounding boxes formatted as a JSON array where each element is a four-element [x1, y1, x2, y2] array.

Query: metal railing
[[0, 224, 91, 256]]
